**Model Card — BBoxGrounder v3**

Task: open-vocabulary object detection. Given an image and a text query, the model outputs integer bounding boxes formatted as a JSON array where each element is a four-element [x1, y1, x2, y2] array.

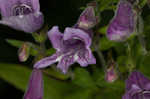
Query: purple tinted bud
[[0, 0, 44, 33], [77, 6, 97, 29], [18, 42, 30, 62], [107, 0, 135, 41], [122, 71, 150, 99], [105, 62, 118, 83], [24, 69, 43, 99]]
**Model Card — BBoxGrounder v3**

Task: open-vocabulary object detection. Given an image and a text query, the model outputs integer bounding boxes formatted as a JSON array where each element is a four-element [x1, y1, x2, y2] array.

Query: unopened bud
[[105, 62, 118, 83], [18, 42, 30, 62], [77, 6, 97, 29], [107, 0, 135, 41]]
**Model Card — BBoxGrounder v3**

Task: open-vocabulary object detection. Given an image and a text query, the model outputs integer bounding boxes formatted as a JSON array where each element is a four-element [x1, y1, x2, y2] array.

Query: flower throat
[[13, 4, 33, 16]]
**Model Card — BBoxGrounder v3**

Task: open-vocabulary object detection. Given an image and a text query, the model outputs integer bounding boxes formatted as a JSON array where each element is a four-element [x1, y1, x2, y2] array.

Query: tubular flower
[[122, 71, 150, 99], [34, 6, 96, 74], [34, 26, 96, 73], [0, 0, 44, 33], [24, 69, 43, 99], [107, 0, 135, 41]]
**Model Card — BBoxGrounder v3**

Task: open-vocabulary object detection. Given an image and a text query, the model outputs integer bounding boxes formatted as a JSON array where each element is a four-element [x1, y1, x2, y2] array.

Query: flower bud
[[18, 42, 30, 62], [107, 0, 135, 41], [24, 69, 43, 99], [77, 6, 97, 29], [105, 62, 118, 83]]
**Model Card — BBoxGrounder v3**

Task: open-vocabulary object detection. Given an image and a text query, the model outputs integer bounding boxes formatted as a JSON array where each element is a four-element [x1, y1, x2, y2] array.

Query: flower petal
[[132, 93, 143, 99], [34, 53, 59, 69], [143, 93, 150, 99], [20, 0, 40, 11], [24, 69, 43, 99], [0, 0, 19, 17], [48, 26, 63, 50], [31, 0, 40, 11], [57, 55, 75, 74], [76, 48, 96, 67], [64, 27, 91, 47], [0, 12, 44, 33], [126, 71, 150, 91]]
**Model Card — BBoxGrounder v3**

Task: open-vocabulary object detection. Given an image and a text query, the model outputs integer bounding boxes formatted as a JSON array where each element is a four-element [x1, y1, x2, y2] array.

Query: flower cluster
[[2, 0, 148, 99]]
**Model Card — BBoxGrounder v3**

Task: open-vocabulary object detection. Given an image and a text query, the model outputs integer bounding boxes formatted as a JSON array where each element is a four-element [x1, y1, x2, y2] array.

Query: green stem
[[126, 42, 136, 73], [135, 6, 147, 55], [93, 37, 107, 72]]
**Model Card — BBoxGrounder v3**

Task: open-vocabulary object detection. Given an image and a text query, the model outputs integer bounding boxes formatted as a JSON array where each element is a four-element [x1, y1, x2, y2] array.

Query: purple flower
[[24, 69, 43, 99], [107, 0, 135, 41], [76, 6, 97, 29], [122, 71, 150, 99], [0, 0, 44, 33], [33, 6, 96, 74], [34, 26, 96, 73]]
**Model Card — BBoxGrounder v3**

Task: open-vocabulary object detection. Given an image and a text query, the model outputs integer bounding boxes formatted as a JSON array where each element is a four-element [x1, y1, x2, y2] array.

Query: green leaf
[[139, 53, 150, 76], [72, 67, 96, 88], [139, 0, 147, 7], [32, 32, 47, 43], [64, 87, 94, 99], [0, 63, 78, 99], [98, 26, 107, 35], [6, 39, 24, 48], [93, 67, 125, 99], [99, 36, 117, 51], [95, 85, 124, 99], [43, 68, 70, 80], [97, 0, 118, 12], [46, 48, 56, 56]]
